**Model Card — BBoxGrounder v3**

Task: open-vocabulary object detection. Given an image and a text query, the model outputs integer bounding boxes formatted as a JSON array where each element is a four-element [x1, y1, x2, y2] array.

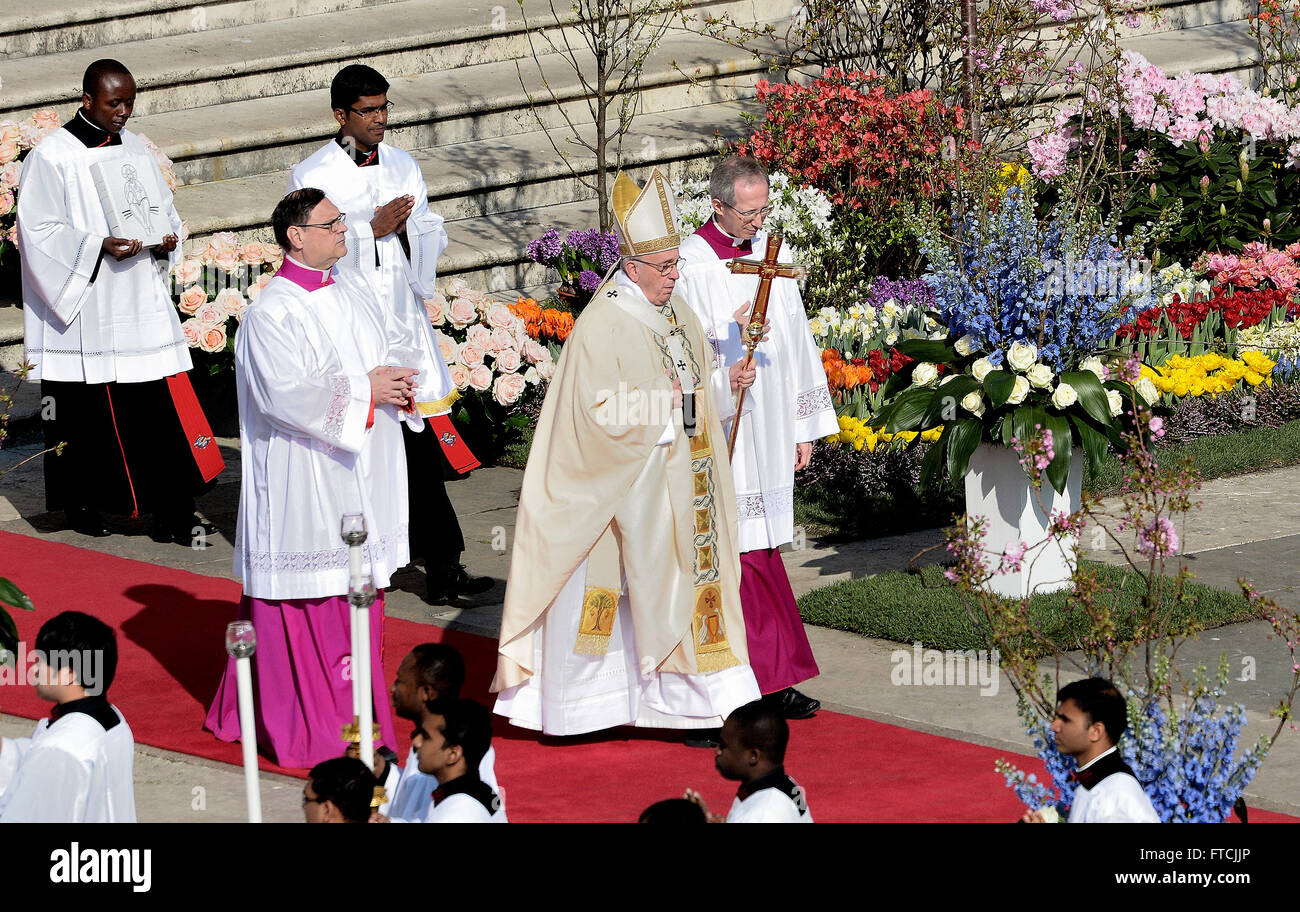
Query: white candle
[[234, 654, 263, 823]]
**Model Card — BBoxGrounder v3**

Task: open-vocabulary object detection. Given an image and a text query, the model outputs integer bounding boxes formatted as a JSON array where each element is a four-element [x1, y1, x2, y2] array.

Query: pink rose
[[0, 122, 20, 146], [178, 285, 208, 314], [488, 328, 515, 352], [0, 141, 18, 166], [466, 324, 492, 347], [0, 188, 13, 216], [210, 244, 240, 272], [458, 342, 485, 367], [435, 330, 457, 364], [181, 318, 202, 348], [214, 287, 247, 320], [424, 295, 446, 326], [31, 110, 61, 132], [240, 242, 267, 265], [265, 245, 284, 270], [177, 258, 203, 285], [492, 372, 527, 406], [468, 365, 493, 391], [246, 284, 263, 304], [448, 298, 477, 328], [448, 363, 471, 390], [494, 348, 522, 373], [486, 302, 516, 330], [523, 339, 547, 364], [0, 160, 19, 189], [199, 324, 228, 353], [536, 353, 556, 381], [195, 299, 226, 327], [443, 277, 473, 299]]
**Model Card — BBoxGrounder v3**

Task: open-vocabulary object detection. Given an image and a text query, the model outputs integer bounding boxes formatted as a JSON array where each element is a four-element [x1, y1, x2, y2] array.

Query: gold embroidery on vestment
[[575, 587, 619, 655]]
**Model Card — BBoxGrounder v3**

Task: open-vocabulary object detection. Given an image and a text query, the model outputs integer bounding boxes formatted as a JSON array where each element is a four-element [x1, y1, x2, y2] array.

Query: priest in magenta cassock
[[18, 59, 223, 543], [286, 64, 491, 605], [205, 188, 425, 768], [492, 167, 761, 736], [676, 156, 838, 720]]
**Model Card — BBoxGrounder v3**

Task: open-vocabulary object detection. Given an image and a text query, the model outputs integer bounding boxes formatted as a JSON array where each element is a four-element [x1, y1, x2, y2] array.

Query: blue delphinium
[[918, 189, 1138, 370]]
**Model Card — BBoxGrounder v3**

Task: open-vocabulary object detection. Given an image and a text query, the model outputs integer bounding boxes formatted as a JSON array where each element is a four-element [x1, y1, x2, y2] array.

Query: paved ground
[[2, 411, 1298, 821]]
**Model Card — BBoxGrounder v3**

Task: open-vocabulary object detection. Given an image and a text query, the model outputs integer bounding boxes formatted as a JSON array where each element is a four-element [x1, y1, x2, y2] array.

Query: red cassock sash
[[166, 373, 226, 482], [427, 414, 480, 474]]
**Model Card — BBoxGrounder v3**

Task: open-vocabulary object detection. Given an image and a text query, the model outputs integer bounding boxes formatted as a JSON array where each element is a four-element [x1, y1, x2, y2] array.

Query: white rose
[[1079, 356, 1107, 381], [1007, 341, 1038, 372], [961, 390, 985, 417], [1136, 377, 1159, 405], [1026, 363, 1054, 389], [954, 335, 976, 357], [1006, 374, 1031, 406], [911, 362, 939, 388], [1106, 389, 1124, 417], [1051, 381, 1078, 409], [971, 357, 994, 382]]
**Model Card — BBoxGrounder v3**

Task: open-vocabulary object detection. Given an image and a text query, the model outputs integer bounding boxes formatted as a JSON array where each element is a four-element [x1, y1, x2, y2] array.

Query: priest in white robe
[[205, 188, 424, 768], [676, 156, 838, 720], [287, 64, 491, 606], [492, 167, 761, 736], [18, 59, 223, 542], [0, 612, 136, 823]]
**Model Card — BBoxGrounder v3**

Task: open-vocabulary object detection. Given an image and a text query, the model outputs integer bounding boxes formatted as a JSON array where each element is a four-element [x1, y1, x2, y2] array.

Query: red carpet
[[1, 529, 1294, 822]]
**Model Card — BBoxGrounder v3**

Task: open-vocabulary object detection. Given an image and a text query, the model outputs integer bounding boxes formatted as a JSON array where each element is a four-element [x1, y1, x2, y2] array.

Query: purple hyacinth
[[597, 231, 620, 272], [526, 228, 563, 265], [867, 276, 935, 310], [578, 269, 603, 292]]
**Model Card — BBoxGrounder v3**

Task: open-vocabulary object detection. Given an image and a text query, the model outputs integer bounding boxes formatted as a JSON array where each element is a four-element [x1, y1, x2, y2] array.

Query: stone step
[[176, 97, 754, 238], [0, 0, 793, 121], [0, 0, 406, 59], [1095, 0, 1251, 39], [1122, 19, 1257, 76]]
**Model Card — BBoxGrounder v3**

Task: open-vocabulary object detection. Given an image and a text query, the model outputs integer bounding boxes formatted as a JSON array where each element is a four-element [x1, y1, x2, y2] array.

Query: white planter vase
[[963, 443, 1082, 599]]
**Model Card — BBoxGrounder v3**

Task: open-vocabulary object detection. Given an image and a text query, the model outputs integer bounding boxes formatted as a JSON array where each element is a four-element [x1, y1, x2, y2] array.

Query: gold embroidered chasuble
[[492, 280, 749, 692]]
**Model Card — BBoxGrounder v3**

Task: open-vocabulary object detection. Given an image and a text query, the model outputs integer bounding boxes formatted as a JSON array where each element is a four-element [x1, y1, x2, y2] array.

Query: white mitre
[[611, 167, 682, 256]]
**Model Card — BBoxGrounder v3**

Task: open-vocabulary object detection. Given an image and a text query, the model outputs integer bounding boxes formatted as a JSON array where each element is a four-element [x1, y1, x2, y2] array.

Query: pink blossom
[[1136, 516, 1180, 557], [1149, 416, 1165, 438]]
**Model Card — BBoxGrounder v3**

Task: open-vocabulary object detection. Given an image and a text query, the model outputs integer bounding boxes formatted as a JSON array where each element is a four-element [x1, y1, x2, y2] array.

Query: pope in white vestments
[[205, 189, 424, 768], [492, 168, 761, 735], [676, 157, 838, 717]]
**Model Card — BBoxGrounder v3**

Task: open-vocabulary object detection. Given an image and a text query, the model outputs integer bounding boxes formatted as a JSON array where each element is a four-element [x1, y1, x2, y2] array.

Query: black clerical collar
[[335, 132, 379, 167], [64, 109, 123, 148], [431, 773, 500, 814], [1070, 748, 1135, 791], [736, 767, 799, 804], [49, 695, 119, 731]]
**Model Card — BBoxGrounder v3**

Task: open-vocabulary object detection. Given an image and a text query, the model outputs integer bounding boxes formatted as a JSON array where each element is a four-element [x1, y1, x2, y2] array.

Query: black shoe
[[151, 512, 217, 546], [764, 688, 821, 720], [684, 728, 721, 749], [423, 564, 494, 605], [66, 507, 109, 537]]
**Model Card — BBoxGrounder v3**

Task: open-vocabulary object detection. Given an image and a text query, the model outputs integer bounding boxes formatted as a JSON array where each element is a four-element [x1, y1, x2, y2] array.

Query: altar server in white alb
[[18, 59, 223, 543], [492, 168, 761, 737], [1021, 678, 1161, 824], [205, 188, 425, 768], [411, 699, 507, 823], [684, 700, 813, 823], [0, 612, 136, 822], [676, 156, 838, 721], [288, 64, 492, 606]]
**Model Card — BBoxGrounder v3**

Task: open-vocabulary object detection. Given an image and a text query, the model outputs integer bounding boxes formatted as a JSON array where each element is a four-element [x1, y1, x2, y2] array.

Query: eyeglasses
[[295, 213, 347, 230], [348, 101, 394, 119], [629, 257, 683, 276], [720, 200, 775, 220]]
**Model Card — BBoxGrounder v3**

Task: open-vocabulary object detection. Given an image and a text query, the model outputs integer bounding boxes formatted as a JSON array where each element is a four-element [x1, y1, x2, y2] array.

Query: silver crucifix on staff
[[725, 234, 807, 459]]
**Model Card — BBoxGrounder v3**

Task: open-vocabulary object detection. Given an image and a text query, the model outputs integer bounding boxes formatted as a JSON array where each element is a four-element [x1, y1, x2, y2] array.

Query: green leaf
[[1011, 405, 1046, 445], [1043, 413, 1072, 495], [894, 339, 955, 363], [920, 424, 949, 488], [880, 369, 911, 401], [1070, 412, 1110, 476], [880, 388, 935, 433], [1058, 371, 1111, 426], [946, 418, 984, 481], [982, 369, 1016, 408], [0, 578, 33, 612]]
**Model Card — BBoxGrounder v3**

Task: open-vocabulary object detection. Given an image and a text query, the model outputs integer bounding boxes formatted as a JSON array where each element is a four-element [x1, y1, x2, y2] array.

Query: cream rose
[[181, 318, 202, 348], [1, 161, 20, 190], [911, 362, 939, 388], [178, 285, 208, 315], [468, 365, 493, 391], [240, 242, 267, 265], [0, 188, 13, 216], [954, 335, 977, 357], [495, 348, 522, 373], [215, 288, 247, 321], [424, 296, 446, 326], [492, 372, 527, 406], [443, 277, 474, 300], [1006, 374, 1031, 406], [1136, 377, 1159, 405], [523, 339, 548, 365], [176, 258, 203, 285], [1106, 389, 1124, 417], [488, 328, 515, 353], [1007, 341, 1038, 372], [199, 324, 228, 353], [1026, 363, 1054, 389], [195, 299, 226, 327], [448, 298, 477, 328], [31, 110, 62, 131], [458, 342, 485, 368], [486, 302, 516, 330], [1051, 381, 1078, 409], [971, 357, 994, 382], [211, 243, 240, 272], [0, 122, 20, 146], [448, 363, 471, 390], [961, 390, 985, 417], [466, 324, 492, 348], [1079, 356, 1107, 381], [0, 140, 19, 166], [524, 366, 542, 386], [536, 354, 556, 381], [435, 331, 457, 365]]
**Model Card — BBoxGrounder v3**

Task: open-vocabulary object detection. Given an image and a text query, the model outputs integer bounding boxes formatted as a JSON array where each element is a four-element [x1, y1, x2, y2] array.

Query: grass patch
[[1083, 419, 1300, 496], [797, 561, 1257, 654]]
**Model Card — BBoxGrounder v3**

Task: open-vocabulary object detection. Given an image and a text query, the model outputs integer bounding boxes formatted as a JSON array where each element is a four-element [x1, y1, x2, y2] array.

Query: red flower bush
[[1117, 287, 1298, 340]]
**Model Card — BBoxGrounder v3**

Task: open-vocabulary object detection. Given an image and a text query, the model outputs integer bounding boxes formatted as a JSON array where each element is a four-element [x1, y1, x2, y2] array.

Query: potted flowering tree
[[872, 188, 1153, 596]]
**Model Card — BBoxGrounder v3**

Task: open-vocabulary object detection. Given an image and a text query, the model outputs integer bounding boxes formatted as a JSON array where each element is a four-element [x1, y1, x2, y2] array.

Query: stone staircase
[[0, 0, 1265, 376]]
